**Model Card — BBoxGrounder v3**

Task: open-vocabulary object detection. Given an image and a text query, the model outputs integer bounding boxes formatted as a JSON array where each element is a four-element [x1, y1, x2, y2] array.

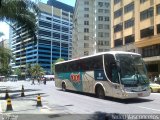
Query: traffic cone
[[21, 85, 25, 97], [36, 94, 42, 107], [5, 89, 9, 100], [6, 97, 13, 111]]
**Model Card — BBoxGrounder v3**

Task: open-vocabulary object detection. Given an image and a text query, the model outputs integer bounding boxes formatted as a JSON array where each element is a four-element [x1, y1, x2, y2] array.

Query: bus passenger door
[[104, 54, 120, 97]]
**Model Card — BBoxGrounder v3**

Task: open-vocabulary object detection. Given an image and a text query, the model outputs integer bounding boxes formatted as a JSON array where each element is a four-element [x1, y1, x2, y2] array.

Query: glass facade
[[11, 2, 73, 74]]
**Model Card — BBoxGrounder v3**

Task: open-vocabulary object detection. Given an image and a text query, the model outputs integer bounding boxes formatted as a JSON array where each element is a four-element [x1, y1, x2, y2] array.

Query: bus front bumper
[[120, 90, 151, 99]]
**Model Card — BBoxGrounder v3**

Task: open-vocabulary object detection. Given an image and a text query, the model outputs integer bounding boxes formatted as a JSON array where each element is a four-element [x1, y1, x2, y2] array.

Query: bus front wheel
[[96, 86, 105, 99], [62, 82, 66, 91]]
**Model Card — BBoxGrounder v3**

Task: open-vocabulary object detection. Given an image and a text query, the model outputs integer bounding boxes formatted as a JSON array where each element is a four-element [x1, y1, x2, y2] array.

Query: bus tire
[[96, 86, 105, 99], [62, 82, 66, 91]]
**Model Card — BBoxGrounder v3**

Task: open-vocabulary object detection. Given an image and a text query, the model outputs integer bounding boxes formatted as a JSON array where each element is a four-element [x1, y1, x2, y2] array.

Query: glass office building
[[11, 0, 73, 75]]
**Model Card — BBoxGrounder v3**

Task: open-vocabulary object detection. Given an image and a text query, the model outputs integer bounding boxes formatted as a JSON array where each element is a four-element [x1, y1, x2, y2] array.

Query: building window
[[140, 0, 147, 4], [114, 0, 121, 5], [104, 9, 109, 13], [140, 26, 154, 38], [98, 9, 103, 13], [104, 24, 110, 29], [125, 35, 135, 44], [140, 7, 153, 21], [124, 2, 134, 14], [84, 8, 89, 11], [146, 64, 158, 72], [98, 49, 103, 52], [104, 33, 109, 37], [84, 51, 89, 56], [114, 23, 123, 33], [124, 19, 134, 29], [114, 8, 122, 19], [84, 1, 89, 5], [98, 16, 103, 21], [84, 43, 89, 48], [84, 14, 89, 18], [157, 4, 160, 15], [84, 28, 89, 33], [104, 41, 109, 46], [98, 2, 103, 7], [98, 24, 103, 29], [142, 44, 160, 58], [84, 21, 89, 25], [105, 2, 110, 8], [84, 35, 89, 40], [104, 16, 109, 21], [62, 12, 68, 17], [157, 24, 160, 34], [98, 32, 103, 37], [114, 38, 123, 47]]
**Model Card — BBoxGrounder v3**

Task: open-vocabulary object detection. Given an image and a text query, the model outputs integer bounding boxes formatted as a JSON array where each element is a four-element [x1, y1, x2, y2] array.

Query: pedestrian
[[38, 77, 40, 85], [43, 77, 46, 85], [154, 76, 158, 83], [31, 78, 35, 85]]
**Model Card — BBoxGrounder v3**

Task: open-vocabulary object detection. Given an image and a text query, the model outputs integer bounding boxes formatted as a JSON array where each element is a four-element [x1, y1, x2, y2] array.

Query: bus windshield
[[115, 54, 149, 87]]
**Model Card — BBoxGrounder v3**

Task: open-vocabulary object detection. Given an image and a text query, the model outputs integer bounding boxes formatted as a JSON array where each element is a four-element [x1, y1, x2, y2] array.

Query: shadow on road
[[0, 89, 41, 93], [58, 89, 153, 104]]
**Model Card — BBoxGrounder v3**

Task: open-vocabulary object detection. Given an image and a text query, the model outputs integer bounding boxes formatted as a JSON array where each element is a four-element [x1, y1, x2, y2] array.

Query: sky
[[0, 0, 76, 40]]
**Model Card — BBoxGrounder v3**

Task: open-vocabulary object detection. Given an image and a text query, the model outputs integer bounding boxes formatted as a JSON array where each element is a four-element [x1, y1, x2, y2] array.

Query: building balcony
[[135, 34, 160, 48], [140, 17, 154, 30], [140, 0, 153, 12], [114, 31, 123, 40], [123, 27, 134, 37]]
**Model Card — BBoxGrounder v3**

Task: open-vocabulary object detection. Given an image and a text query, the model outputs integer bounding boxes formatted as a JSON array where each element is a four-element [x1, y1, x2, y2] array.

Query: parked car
[[150, 82, 160, 93]]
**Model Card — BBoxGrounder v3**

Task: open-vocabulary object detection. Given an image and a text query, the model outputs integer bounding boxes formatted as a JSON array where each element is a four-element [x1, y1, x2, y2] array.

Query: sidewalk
[[0, 81, 69, 114]]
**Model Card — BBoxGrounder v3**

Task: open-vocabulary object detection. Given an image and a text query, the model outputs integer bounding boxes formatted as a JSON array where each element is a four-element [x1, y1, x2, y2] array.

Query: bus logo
[[70, 73, 80, 82]]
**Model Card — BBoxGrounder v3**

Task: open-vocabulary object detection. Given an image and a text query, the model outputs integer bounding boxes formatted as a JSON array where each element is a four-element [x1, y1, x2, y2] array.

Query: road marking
[[138, 106, 160, 112], [151, 93, 160, 95]]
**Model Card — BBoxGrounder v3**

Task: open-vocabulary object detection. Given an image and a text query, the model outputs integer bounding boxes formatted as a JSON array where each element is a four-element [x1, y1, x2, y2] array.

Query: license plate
[[138, 93, 143, 96]]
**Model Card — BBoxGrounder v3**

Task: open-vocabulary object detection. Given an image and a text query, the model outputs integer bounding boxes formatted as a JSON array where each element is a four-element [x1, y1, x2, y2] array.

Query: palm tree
[[30, 63, 45, 79], [0, 0, 39, 78], [0, 0, 39, 37], [13, 67, 21, 80]]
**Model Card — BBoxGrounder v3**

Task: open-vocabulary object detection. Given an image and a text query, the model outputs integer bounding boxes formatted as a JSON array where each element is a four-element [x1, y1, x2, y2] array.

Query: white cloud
[[0, 22, 9, 39]]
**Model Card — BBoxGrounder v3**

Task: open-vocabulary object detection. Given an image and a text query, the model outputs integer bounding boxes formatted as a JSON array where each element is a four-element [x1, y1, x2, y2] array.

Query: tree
[[0, 47, 12, 76], [52, 58, 64, 74], [0, 32, 4, 37], [0, 0, 39, 76], [25, 63, 32, 78], [30, 64, 45, 79], [0, 0, 39, 38], [14, 68, 21, 79]]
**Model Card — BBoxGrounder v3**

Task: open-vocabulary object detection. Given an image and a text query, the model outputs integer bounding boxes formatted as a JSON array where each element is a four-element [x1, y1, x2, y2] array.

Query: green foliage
[[0, 32, 4, 37], [14, 68, 21, 76], [0, 47, 12, 76], [25, 63, 32, 77], [0, 0, 39, 39], [30, 63, 45, 78], [52, 58, 64, 74]]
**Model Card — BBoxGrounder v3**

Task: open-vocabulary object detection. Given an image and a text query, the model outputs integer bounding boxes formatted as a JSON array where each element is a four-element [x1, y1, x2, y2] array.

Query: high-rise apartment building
[[11, 0, 73, 75], [111, 0, 160, 76], [72, 0, 111, 58]]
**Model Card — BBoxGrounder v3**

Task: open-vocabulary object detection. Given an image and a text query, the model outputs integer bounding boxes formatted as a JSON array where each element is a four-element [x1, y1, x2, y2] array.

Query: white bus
[[55, 51, 150, 99]]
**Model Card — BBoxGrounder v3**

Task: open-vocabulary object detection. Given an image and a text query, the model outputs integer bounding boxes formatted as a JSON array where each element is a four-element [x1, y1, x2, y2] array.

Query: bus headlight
[[122, 92, 128, 97]]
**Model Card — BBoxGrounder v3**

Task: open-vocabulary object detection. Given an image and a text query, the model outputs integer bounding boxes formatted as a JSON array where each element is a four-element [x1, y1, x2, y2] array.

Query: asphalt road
[[0, 81, 160, 120]]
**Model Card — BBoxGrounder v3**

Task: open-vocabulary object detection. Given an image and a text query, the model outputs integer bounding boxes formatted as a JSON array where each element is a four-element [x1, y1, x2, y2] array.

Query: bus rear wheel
[[62, 82, 66, 91], [96, 87, 105, 99]]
